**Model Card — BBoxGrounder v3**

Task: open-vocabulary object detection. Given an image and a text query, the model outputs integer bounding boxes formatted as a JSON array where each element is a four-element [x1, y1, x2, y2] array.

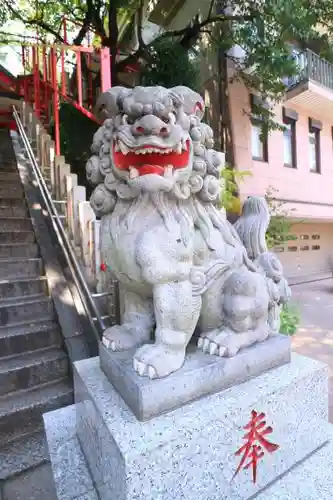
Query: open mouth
[[113, 139, 190, 177]]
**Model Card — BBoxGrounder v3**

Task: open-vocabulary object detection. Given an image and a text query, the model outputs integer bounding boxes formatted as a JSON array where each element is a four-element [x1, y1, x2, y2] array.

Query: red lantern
[[100, 263, 107, 272]]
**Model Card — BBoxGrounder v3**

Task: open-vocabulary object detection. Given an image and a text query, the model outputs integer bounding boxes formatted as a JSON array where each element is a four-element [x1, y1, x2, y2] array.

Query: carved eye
[[162, 113, 176, 124], [121, 114, 135, 125], [168, 113, 176, 124]]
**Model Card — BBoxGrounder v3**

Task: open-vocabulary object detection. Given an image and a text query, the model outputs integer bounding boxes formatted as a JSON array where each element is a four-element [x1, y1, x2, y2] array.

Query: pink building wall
[[228, 81, 333, 221]]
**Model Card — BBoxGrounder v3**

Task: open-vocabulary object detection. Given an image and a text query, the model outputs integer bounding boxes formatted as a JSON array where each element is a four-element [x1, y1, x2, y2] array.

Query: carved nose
[[135, 126, 145, 135], [133, 117, 170, 137]]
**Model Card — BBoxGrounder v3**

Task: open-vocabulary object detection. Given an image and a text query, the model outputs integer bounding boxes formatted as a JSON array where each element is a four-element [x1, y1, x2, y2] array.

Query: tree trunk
[[218, 48, 234, 165], [108, 4, 119, 86]]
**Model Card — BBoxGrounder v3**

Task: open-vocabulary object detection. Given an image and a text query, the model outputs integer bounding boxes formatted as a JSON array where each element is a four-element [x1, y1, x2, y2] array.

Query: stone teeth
[[174, 143, 182, 154], [114, 142, 120, 152], [129, 167, 139, 179], [119, 141, 129, 155], [182, 139, 187, 151], [164, 165, 173, 178]]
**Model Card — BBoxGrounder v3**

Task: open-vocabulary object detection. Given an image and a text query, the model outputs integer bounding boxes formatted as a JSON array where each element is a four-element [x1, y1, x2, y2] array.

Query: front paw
[[102, 324, 149, 351], [198, 330, 238, 357], [198, 328, 269, 357], [133, 344, 186, 379]]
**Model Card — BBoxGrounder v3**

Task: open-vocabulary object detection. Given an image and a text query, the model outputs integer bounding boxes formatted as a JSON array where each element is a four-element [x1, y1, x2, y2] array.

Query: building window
[[250, 94, 268, 162], [312, 234, 320, 240], [309, 118, 321, 173], [300, 235, 309, 240], [283, 109, 297, 168], [300, 245, 310, 251], [312, 245, 320, 250], [251, 122, 268, 161], [288, 246, 298, 252]]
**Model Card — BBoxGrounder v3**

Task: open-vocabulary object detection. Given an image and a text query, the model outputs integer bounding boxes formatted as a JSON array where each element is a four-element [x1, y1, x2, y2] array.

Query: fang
[[119, 141, 129, 155], [129, 167, 139, 179], [164, 165, 173, 178]]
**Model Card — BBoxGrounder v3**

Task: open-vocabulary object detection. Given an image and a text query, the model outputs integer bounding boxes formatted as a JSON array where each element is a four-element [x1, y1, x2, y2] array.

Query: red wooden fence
[[16, 42, 111, 155]]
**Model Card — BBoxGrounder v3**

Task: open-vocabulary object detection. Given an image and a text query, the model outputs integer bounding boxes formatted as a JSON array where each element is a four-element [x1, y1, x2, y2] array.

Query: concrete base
[[52, 352, 330, 500], [44, 402, 333, 500], [43, 405, 98, 500], [100, 335, 291, 421]]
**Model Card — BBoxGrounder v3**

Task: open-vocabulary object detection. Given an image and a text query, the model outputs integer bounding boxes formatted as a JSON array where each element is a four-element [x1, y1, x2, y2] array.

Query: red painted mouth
[[113, 140, 190, 176]]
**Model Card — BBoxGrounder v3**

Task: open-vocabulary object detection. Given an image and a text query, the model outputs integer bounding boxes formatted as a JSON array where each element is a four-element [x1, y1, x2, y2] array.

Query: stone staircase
[[0, 130, 73, 499]]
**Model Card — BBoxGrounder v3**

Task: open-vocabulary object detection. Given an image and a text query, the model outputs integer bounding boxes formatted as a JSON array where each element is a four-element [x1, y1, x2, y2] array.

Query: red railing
[[16, 41, 111, 155]]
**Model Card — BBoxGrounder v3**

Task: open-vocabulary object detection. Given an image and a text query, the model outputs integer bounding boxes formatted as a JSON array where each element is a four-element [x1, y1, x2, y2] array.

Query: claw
[[203, 338, 210, 352], [110, 340, 116, 351], [137, 361, 146, 376], [197, 337, 204, 348], [102, 336, 110, 348], [209, 342, 218, 355], [218, 346, 226, 357], [148, 365, 157, 379], [133, 358, 139, 372]]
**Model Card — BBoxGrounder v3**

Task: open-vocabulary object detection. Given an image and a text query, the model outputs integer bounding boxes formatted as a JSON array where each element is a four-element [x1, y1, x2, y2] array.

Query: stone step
[[0, 179, 24, 187], [0, 276, 48, 300], [0, 257, 42, 279], [0, 348, 68, 397], [0, 204, 29, 217], [0, 243, 39, 259], [0, 320, 62, 359], [0, 166, 18, 173], [0, 296, 54, 327], [0, 378, 73, 445], [0, 430, 49, 481], [0, 186, 23, 198], [0, 171, 20, 181], [0, 230, 35, 244], [0, 217, 32, 231], [0, 197, 27, 208]]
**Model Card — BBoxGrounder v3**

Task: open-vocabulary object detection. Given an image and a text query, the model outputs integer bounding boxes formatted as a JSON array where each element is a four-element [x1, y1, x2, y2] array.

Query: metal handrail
[[12, 105, 106, 342]]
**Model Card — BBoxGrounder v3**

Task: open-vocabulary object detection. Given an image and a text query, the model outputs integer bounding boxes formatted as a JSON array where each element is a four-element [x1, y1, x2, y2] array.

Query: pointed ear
[[170, 86, 205, 119], [94, 86, 131, 121]]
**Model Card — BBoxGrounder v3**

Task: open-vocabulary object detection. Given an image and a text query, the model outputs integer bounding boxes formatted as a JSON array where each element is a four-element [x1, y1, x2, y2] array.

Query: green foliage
[[219, 166, 252, 214], [279, 303, 300, 335], [4, 0, 333, 132], [140, 38, 199, 89], [220, 174, 296, 248], [265, 186, 296, 249]]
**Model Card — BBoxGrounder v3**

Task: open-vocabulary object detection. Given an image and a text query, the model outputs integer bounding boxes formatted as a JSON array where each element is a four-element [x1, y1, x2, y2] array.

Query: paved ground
[[291, 279, 333, 422]]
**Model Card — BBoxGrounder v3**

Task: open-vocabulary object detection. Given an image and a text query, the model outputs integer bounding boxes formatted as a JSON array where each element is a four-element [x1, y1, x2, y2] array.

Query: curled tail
[[233, 196, 270, 260]]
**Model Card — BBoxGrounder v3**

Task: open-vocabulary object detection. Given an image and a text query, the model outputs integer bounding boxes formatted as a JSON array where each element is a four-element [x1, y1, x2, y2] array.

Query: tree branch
[[137, 0, 145, 49], [207, 0, 216, 20], [72, 0, 94, 45], [116, 11, 255, 71], [4, 0, 65, 43]]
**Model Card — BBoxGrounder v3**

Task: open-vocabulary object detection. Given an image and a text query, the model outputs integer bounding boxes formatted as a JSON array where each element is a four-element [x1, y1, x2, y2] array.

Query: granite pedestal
[[100, 335, 291, 420], [44, 402, 333, 500], [70, 350, 329, 500]]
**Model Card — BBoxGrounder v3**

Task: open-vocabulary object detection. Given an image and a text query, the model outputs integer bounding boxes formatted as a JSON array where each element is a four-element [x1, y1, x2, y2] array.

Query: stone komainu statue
[[86, 85, 291, 379]]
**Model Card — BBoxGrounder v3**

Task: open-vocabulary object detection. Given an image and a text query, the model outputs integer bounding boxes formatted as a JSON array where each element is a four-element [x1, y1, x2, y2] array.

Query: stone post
[[54, 155, 65, 200], [72, 185, 86, 247], [48, 140, 56, 195], [59, 163, 71, 201], [78, 201, 96, 274], [66, 174, 78, 238], [88, 219, 101, 285]]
